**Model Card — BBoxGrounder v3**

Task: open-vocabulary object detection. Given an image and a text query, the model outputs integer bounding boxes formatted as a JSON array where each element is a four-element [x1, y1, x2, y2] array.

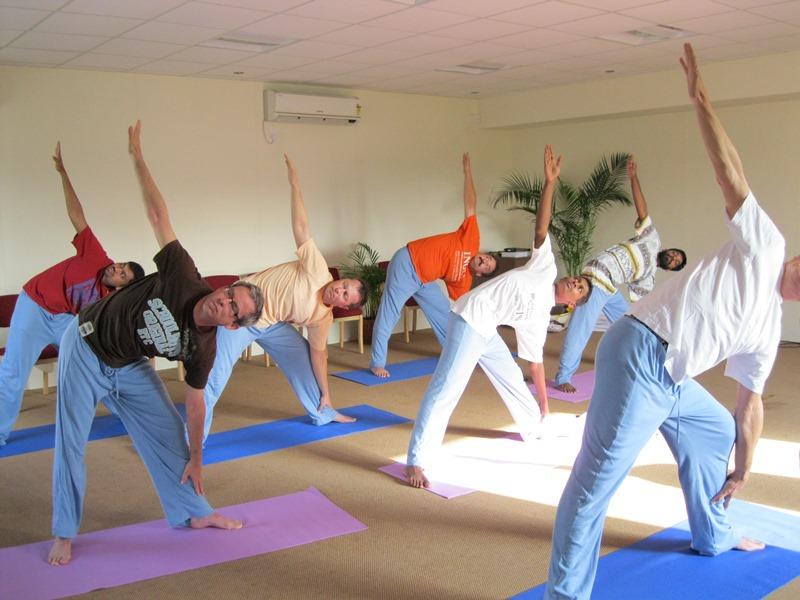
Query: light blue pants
[[554, 286, 628, 386], [545, 316, 739, 600], [203, 322, 339, 441], [407, 313, 541, 467], [0, 291, 74, 444], [52, 317, 213, 539], [370, 247, 450, 370]]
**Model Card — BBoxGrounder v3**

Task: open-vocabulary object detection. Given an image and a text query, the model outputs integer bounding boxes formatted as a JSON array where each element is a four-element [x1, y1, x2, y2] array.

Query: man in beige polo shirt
[[200, 155, 366, 440]]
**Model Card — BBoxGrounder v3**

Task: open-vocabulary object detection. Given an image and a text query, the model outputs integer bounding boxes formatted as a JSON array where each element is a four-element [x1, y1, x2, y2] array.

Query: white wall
[[0, 64, 526, 389]]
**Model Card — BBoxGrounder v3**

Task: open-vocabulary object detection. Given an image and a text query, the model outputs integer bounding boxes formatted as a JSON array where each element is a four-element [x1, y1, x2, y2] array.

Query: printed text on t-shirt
[[137, 298, 180, 356]]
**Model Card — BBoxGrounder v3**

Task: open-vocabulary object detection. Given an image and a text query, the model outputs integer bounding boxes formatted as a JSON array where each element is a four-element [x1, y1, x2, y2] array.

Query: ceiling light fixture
[[436, 62, 506, 75], [599, 24, 692, 46], [201, 34, 294, 53]]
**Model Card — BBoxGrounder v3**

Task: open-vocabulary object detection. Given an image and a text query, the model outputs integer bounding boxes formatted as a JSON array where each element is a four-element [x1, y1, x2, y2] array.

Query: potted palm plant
[[493, 153, 632, 276], [340, 242, 386, 342]]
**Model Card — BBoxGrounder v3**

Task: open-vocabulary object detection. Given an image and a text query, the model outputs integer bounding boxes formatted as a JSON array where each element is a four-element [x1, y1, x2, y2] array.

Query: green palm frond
[[493, 153, 632, 276], [340, 242, 385, 317]]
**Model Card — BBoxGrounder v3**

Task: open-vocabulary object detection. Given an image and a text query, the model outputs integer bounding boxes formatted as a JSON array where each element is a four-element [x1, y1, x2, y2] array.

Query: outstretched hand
[[463, 152, 472, 174], [627, 156, 637, 179], [680, 43, 706, 104], [128, 119, 143, 159], [543, 144, 562, 183], [711, 471, 746, 509], [284, 154, 300, 188], [181, 458, 204, 496], [52, 142, 66, 174]]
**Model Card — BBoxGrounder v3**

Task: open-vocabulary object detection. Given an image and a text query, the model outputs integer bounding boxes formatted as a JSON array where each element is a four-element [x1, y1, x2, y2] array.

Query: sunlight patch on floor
[[392, 413, 799, 528]]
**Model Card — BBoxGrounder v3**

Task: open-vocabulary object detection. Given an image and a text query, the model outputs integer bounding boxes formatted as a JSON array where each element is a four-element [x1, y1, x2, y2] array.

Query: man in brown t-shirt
[[48, 121, 264, 566], [201, 155, 366, 441]]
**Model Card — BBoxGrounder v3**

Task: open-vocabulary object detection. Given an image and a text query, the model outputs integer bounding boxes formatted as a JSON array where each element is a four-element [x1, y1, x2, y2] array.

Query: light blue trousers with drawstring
[[545, 316, 739, 600], [52, 317, 213, 539]]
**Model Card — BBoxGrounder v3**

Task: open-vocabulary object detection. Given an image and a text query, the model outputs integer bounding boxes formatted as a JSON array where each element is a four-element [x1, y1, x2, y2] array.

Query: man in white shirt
[[554, 157, 686, 393], [544, 44, 799, 600], [404, 146, 592, 489]]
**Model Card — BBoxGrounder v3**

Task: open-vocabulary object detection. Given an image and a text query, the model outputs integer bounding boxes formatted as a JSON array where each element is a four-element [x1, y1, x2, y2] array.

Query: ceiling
[[1, 0, 799, 98]]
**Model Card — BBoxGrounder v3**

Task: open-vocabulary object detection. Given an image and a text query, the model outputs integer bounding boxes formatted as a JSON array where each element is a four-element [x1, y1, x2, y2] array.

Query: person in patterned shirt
[[370, 153, 497, 379], [553, 157, 686, 393]]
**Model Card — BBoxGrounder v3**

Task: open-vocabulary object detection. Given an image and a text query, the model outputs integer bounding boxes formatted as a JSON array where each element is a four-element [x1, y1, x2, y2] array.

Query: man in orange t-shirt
[[370, 153, 497, 378]]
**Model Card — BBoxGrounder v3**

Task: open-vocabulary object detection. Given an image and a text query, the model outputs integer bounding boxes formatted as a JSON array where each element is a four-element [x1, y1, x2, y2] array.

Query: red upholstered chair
[[0, 293, 58, 394], [377, 259, 421, 343], [329, 267, 364, 354]]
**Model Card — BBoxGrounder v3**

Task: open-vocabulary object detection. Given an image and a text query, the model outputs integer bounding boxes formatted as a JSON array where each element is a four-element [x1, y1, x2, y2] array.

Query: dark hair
[[231, 281, 264, 327], [576, 276, 593, 306], [658, 248, 687, 271], [350, 278, 369, 310], [127, 261, 145, 281]]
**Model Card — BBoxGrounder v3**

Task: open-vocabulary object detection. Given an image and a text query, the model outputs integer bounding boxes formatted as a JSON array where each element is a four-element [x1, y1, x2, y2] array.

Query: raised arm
[[681, 43, 749, 219], [463, 152, 476, 219], [53, 142, 88, 234], [533, 144, 562, 249], [128, 120, 176, 249], [627, 157, 648, 222], [285, 155, 310, 248]]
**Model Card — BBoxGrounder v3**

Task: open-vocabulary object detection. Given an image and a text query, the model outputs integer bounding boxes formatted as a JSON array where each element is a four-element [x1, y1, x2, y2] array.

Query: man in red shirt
[[370, 153, 497, 378], [0, 143, 144, 446]]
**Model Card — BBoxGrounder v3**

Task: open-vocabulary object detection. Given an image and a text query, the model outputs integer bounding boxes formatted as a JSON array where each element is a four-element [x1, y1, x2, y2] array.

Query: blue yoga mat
[[0, 413, 126, 458], [513, 501, 800, 599], [202, 404, 410, 464], [0, 404, 409, 462], [331, 357, 439, 386]]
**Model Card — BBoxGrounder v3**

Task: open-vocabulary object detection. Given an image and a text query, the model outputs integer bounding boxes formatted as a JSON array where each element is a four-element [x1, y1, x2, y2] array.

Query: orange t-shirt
[[407, 215, 479, 300]]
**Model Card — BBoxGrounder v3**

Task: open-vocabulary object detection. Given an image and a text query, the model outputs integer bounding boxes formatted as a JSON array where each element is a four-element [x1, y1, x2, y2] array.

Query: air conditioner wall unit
[[264, 90, 362, 125]]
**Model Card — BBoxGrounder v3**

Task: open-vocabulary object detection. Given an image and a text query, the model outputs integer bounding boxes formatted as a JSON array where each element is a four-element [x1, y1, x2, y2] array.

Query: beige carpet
[[1, 329, 797, 599]]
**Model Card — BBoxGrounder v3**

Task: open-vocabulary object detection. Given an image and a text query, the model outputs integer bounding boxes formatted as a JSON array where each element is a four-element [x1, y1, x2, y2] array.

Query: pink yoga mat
[[379, 462, 475, 499], [529, 369, 595, 403], [0, 487, 366, 600]]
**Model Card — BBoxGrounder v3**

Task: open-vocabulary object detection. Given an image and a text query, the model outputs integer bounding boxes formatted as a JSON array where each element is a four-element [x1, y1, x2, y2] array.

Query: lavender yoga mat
[[529, 369, 595, 403], [379, 462, 475, 499], [0, 487, 366, 600]]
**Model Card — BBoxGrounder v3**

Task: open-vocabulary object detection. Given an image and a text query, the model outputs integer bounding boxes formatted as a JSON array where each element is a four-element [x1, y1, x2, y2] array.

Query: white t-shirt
[[583, 215, 660, 301], [453, 235, 557, 363], [631, 192, 784, 394]]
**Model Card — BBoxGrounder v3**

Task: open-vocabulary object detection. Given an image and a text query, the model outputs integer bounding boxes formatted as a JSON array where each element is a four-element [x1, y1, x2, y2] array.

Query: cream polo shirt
[[631, 192, 784, 394], [243, 239, 333, 351], [453, 235, 557, 363], [583, 215, 660, 301]]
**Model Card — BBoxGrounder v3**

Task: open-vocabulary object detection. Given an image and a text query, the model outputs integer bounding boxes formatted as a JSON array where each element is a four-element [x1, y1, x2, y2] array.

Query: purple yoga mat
[[379, 462, 475, 499], [529, 369, 595, 403], [0, 487, 366, 600]]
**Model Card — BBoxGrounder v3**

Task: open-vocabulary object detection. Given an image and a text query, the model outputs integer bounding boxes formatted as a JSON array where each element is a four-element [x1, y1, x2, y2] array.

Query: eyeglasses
[[225, 286, 241, 325]]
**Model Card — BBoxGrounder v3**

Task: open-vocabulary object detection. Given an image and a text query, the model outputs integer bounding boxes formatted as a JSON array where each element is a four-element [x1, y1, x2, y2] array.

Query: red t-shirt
[[406, 215, 479, 300], [23, 227, 113, 315]]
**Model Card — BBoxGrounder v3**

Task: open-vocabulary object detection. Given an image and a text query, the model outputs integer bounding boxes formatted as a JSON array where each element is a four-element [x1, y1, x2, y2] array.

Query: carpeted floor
[[1, 328, 798, 599]]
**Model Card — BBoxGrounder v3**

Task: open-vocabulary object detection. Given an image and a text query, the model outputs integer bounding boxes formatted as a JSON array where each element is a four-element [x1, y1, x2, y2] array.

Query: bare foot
[[48, 537, 72, 565], [735, 537, 765, 551], [404, 465, 429, 489], [333, 412, 356, 423], [190, 512, 243, 530], [555, 383, 576, 393], [371, 366, 390, 378]]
